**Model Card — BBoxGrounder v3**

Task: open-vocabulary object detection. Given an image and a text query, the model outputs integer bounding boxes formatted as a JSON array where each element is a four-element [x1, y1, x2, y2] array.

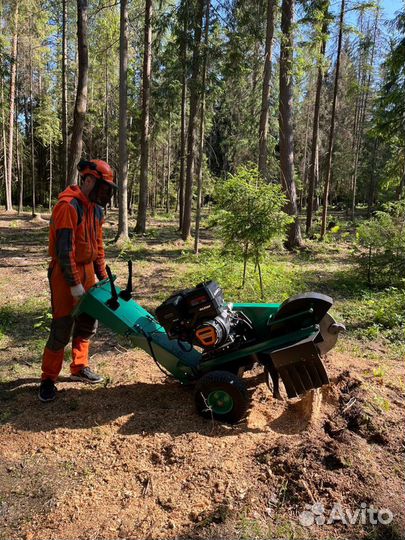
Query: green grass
[[363, 522, 405, 540], [339, 288, 405, 343], [0, 410, 13, 424], [371, 395, 391, 413], [114, 238, 150, 259], [174, 247, 305, 304], [0, 300, 50, 340], [0, 299, 50, 376], [237, 513, 308, 540]]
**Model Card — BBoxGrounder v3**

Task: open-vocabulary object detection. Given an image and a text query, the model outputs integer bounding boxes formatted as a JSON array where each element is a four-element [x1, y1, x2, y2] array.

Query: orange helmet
[[77, 159, 118, 189]]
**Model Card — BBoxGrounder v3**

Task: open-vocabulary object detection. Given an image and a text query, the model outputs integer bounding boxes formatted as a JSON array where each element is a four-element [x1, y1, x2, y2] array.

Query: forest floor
[[0, 209, 404, 540]]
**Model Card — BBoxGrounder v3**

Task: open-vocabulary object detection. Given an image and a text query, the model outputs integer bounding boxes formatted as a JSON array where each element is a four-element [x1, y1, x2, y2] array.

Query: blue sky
[[322, 0, 404, 62], [380, 0, 404, 21], [330, 0, 404, 25]]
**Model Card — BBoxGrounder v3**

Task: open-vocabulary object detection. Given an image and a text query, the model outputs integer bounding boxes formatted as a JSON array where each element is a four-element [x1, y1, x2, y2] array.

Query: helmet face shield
[[88, 179, 115, 207]]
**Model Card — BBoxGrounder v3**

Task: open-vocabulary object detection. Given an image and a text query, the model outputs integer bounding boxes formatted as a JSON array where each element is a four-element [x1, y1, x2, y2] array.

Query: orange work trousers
[[41, 262, 98, 382]]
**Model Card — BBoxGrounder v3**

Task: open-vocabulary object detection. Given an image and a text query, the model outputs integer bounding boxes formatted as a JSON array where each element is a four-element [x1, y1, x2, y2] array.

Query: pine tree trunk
[[104, 58, 109, 162], [61, 0, 68, 187], [350, 6, 379, 221], [178, 1, 188, 230], [162, 143, 166, 208], [166, 113, 171, 214], [300, 91, 312, 211], [314, 144, 320, 211], [30, 47, 36, 217], [181, 0, 205, 241], [258, 0, 276, 179], [67, 0, 89, 186], [117, 0, 129, 241], [1, 76, 8, 205], [367, 138, 378, 216], [6, 0, 18, 212], [135, 0, 153, 234], [153, 148, 158, 215], [18, 134, 23, 213], [88, 80, 94, 157], [306, 4, 328, 234], [49, 141, 53, 211], [15, 86, 22, 214], [279, 0, 302, 249], [194, 0, 210, 254], [396, 161, 405, 200], [321, 0, 345, 238]]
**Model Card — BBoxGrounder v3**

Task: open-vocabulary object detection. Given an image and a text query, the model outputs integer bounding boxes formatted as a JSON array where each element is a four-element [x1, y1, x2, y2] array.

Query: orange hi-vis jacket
[[48, 186, 108, 318]]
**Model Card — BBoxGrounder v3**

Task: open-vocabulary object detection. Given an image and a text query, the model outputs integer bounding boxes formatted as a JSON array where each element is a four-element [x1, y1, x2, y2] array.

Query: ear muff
[[77, 160, 100, 176]]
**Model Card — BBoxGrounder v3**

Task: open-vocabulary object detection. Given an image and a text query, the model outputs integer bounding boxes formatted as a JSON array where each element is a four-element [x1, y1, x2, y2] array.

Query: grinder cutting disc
[[317, 313, 346, 355]]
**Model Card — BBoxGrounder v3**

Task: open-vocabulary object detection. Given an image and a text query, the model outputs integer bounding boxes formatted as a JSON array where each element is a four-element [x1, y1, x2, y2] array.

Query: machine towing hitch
[[74, 262, 345, 424]]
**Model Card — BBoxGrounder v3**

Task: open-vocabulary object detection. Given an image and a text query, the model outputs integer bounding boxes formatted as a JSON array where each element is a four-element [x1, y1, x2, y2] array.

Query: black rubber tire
[[194, 370, 250, 424]]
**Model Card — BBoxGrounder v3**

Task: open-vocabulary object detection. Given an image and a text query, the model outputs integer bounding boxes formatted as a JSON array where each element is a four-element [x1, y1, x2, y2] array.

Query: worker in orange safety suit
[[39, 159, 117, 402]]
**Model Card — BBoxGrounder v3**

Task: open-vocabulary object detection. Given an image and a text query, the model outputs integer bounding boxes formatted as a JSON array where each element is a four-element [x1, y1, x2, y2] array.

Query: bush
[[357, 201, 405, 285], [212, 164, 292, 297]]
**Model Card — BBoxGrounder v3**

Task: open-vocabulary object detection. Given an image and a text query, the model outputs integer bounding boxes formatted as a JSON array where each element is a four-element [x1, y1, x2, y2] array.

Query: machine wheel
[[194, 370, 249, 424]]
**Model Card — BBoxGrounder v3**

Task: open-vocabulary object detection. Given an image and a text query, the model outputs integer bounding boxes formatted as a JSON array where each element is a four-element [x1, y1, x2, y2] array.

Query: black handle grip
[[119, 260, 133, 301], [106, 265, 120, 310]]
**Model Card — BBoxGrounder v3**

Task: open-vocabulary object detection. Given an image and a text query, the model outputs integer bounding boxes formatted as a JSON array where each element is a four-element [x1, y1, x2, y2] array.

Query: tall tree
[[194, 0, 210, 254], [258, 0, 276, 179], [67, 0, 89, 185], [178, 0, 188, 230], [279, 0, 302, 248], [16, 115, 23, 214], [306, 0, 330, 234], [321, 0, 345, 238], [6, 0, 18, 212], [61, 0, 68, 187], [29, 44, 36, 216], [1, 79, 8, 204], [181, 0, 205, 241], [135, 0, 153, 234], [117, 0, 129, 241], [350, 6, 379, 220]]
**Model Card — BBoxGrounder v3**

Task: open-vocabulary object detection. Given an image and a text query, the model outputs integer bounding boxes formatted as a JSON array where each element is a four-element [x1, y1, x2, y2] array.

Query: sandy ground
[[0, 211, 404, 540]]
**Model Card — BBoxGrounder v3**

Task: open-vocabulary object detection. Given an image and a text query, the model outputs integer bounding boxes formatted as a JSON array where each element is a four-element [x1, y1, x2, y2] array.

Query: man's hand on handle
[[70, 283, 85, 304]]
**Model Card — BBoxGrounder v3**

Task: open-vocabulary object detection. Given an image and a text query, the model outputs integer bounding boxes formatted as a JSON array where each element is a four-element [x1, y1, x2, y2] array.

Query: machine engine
[[156, 281, 253, 352]]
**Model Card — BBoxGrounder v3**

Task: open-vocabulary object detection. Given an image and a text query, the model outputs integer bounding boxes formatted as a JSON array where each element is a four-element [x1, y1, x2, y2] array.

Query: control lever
[[119, 260, 133, 301], [105, 265, 120, 310]]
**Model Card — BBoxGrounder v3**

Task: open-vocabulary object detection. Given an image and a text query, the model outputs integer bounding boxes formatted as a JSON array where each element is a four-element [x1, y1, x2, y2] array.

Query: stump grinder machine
[[73, 261, 345, 423]]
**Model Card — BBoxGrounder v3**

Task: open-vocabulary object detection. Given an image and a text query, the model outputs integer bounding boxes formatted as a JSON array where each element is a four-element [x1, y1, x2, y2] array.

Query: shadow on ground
[[0, 370, 312, 438]]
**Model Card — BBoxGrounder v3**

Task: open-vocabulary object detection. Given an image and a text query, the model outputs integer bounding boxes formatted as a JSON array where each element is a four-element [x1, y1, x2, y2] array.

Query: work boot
[[38, 379, 57, 402], [70, 367, 104, 384]]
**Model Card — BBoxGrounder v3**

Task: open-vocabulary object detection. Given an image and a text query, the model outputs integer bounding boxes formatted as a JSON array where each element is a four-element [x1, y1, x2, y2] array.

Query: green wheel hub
[[207, 389, 234, 414]]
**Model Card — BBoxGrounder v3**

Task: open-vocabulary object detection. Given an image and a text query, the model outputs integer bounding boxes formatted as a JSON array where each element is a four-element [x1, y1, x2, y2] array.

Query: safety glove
[[70, 283, 85, 300]]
